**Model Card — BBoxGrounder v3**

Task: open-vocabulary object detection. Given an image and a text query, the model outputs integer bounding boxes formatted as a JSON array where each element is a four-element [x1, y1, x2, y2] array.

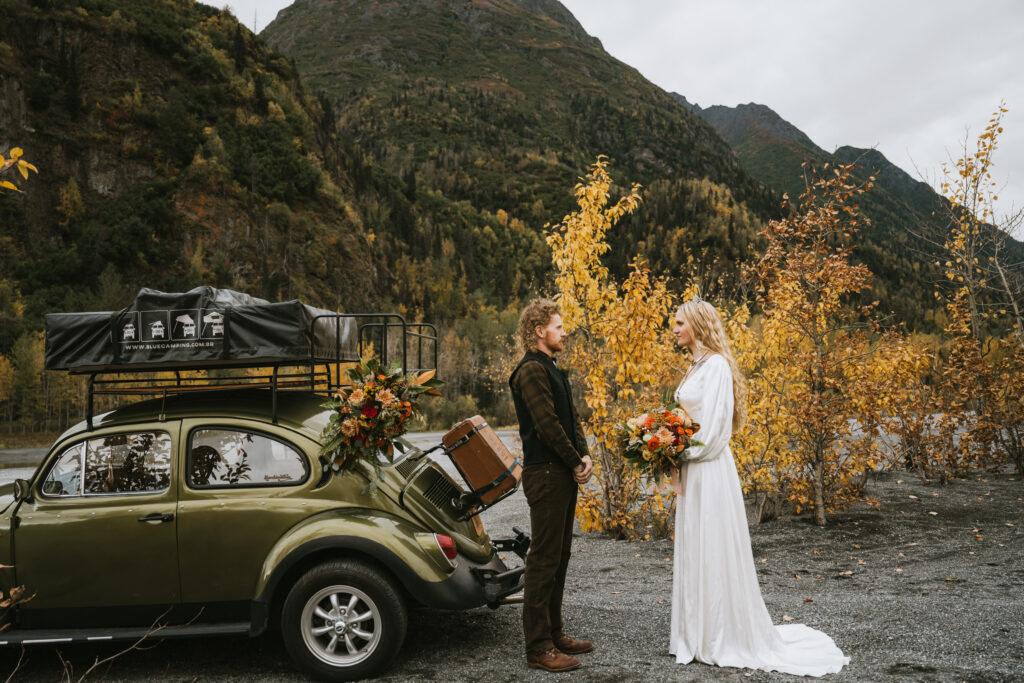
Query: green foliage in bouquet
[[320, 358, 443, 491]]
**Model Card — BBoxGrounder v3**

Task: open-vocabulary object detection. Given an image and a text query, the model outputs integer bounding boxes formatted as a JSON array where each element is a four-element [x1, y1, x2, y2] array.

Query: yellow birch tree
[[747, 161, 891, 526], [546, 157, 678, 539], [934, 103, 1024, 474]]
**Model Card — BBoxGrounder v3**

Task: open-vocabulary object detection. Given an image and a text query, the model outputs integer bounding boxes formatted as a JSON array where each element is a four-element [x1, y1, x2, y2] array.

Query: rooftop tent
[[44, 287, 358, 372]]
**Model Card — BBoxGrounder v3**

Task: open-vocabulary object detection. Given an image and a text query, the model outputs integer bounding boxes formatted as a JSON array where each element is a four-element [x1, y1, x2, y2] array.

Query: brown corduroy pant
[[521, 462, 579, 655]]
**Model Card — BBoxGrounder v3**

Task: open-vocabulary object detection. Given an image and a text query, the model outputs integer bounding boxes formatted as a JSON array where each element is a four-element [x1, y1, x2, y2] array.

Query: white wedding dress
[[670, 354, 849, 676]]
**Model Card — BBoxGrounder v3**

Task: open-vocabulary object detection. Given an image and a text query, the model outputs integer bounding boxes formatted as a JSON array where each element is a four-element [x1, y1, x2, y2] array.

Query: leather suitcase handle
[[444, 421, 489, 452]]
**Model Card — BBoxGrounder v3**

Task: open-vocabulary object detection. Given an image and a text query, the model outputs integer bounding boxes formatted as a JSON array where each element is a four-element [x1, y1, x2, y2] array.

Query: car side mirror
[[13, 479, 32, 503]]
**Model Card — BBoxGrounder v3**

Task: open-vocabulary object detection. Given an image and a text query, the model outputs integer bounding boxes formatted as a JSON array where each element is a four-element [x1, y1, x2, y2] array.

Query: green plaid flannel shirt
[[511, 359, 589, 469]]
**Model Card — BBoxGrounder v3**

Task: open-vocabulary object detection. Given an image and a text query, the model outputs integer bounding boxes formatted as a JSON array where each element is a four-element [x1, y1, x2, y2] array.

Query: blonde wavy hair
[[675, 300, 748, 432]]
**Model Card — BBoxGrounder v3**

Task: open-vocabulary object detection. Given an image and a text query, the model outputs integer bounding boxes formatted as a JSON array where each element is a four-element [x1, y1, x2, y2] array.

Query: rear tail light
[[435, 534, 458, 564]]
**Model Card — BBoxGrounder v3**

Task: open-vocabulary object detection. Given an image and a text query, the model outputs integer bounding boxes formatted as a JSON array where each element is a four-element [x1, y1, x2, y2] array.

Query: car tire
[[281, 559, 407, 681]]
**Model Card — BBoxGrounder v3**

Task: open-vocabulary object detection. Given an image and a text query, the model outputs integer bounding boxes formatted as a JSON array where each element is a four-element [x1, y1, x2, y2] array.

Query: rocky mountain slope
[[0, 0, 525, 341], [262, 0, 782, 291], [263, 0, 969, 327], [674, 95, 975, 326]]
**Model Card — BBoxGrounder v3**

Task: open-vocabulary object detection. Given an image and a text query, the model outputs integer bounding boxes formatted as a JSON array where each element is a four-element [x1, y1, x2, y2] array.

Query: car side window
[[83, 432, 172, 494], [188, 428, 308, 489], [41, 443, 84, 497]]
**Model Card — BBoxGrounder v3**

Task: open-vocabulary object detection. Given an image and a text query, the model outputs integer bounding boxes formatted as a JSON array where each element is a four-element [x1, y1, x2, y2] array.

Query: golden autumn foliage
[[548, 156, 942, 532], [0, 147, 37, 193], [858, 334, 939, 479], [546, 157, 679, 539]]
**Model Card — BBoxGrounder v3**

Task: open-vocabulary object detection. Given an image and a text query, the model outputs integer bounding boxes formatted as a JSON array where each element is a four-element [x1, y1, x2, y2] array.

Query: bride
[[668, 297, 849, 676]]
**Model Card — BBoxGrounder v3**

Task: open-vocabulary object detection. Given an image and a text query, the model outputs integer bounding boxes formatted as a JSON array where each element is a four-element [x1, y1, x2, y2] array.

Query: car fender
[[253, 508, 453, 617]]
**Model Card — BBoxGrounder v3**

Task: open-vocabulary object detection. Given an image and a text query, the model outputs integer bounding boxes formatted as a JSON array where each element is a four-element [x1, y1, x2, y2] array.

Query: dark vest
[[509, 351, 582, 466]]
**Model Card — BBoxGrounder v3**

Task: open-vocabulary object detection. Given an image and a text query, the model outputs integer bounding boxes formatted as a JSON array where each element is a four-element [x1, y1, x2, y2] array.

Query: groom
[[509, 298, 594, 673]]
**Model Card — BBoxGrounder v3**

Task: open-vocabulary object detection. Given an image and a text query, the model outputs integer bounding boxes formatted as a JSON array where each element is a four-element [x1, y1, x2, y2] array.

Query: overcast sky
[[219, 0, 1024, 223]]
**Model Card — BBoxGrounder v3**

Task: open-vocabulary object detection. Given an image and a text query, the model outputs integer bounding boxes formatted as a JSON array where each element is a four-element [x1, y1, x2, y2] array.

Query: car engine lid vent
[[395, 456, 421, 479], [422, 473, 460, 512]]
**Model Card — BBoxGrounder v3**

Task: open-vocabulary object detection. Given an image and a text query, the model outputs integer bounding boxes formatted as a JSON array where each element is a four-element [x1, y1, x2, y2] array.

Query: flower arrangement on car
[[618, 405, 702, 483], [319, 358, 443, 483]]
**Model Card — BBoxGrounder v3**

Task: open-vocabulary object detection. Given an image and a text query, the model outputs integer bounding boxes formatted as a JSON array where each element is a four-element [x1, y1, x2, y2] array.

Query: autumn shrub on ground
[[736, 161, 912, 526]]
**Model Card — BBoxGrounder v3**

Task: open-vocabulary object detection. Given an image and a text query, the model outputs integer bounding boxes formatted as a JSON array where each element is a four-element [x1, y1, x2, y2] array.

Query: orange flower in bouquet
[[618, 406, 702, 483]]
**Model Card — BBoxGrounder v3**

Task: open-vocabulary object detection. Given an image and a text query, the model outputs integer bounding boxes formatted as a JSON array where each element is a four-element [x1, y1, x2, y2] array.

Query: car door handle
[[137, 512, 174, 524]]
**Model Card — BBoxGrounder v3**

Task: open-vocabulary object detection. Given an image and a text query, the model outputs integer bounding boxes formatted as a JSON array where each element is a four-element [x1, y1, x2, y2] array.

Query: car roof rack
[[79, 313, 437, 430]]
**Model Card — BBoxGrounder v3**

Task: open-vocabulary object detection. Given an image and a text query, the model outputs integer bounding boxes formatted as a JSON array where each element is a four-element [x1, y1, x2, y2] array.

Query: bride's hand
[[670, 468, 683, 496]]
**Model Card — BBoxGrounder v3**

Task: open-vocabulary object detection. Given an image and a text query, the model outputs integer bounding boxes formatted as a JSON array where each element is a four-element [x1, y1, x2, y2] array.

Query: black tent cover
[[44, 287, 357, 372]]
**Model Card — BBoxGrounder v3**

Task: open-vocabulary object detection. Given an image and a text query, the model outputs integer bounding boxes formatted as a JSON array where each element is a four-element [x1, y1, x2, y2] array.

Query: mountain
[[674, 96, 962, 327], [262, 0, 782, 290], [678, 99, 829, 201], [262, 0, 973, 328], [676, 96, 939, 213], [0, 0, 976, 347]]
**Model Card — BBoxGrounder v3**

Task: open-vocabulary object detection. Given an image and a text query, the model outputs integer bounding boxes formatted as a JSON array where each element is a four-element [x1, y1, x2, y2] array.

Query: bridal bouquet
[[618, 406, 702, 482], [319, 358, 443, 482]]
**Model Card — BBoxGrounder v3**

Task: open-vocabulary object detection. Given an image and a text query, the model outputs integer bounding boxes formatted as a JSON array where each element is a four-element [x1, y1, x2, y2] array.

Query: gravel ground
[[2, 450, 1023, 681]]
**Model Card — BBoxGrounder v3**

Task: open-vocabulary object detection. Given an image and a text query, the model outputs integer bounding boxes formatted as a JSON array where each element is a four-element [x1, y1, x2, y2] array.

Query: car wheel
[[281, 559, 407, 681]]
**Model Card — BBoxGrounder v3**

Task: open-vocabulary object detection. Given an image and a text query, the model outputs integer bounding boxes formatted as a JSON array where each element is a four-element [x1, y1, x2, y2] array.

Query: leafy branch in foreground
[[0, 148, 38, 193]]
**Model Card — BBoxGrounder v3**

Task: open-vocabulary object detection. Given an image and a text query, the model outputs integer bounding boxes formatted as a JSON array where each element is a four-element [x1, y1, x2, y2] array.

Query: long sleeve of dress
[[685, 356, 733, 464]]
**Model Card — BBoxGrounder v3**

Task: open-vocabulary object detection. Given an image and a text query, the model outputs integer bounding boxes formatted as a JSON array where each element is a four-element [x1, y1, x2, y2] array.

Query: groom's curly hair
[[517, 298, 560, 353]]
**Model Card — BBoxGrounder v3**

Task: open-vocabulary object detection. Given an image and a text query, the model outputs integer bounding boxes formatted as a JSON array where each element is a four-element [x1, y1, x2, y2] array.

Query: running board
[[0, 621, 250, 646]]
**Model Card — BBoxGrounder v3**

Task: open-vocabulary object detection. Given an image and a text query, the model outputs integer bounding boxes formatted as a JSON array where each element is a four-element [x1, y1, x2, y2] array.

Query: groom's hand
[[574, 455, 593, 484]]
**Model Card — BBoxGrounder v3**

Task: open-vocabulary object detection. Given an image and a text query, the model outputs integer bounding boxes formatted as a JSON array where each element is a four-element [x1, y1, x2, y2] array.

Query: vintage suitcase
[[443, 415, 522, 511]]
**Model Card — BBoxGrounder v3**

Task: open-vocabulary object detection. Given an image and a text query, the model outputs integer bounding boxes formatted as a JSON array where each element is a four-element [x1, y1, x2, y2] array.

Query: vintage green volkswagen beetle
[[0, 391, 527, 680]]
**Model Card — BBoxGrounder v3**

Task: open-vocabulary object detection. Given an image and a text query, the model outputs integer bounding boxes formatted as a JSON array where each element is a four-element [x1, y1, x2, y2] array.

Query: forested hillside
[[0, 0, 548, 348], [675, 97, 985, 327], [262, 0, 783, 293]]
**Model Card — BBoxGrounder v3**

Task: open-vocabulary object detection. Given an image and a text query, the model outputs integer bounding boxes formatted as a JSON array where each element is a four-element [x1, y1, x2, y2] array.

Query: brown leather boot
[[527, 648, 581, 672], [554, 634, 594, 655]]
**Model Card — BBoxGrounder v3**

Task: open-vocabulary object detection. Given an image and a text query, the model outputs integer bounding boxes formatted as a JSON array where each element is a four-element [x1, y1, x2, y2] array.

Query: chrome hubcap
[[300, 585, 381, 666]]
